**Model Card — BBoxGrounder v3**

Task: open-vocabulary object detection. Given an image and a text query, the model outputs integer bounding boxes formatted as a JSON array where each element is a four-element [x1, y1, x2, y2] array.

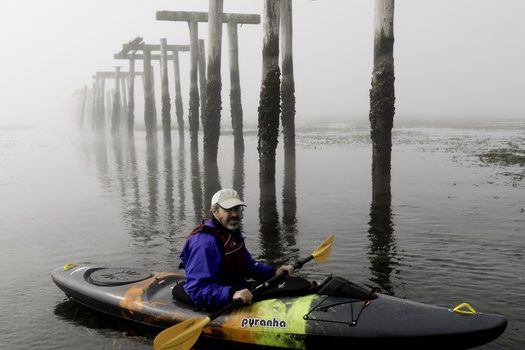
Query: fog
[[1, 0, 524, 128]]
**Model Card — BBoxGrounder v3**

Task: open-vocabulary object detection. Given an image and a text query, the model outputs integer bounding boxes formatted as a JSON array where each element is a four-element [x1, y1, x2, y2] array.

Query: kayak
[[51, 263, 507, 349]]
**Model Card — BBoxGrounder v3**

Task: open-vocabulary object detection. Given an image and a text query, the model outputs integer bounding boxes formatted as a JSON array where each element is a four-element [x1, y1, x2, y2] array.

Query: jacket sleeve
[[181, 234, 234, 308], [244, 248, 275, 281]]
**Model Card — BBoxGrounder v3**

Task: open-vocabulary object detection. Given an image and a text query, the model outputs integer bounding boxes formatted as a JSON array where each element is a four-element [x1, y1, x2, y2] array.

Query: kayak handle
[[452, 303, 477, 315]]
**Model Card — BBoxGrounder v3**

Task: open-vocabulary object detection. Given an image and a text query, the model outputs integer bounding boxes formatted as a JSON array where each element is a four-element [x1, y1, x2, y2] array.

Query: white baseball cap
[[211, 189, 246, 209]]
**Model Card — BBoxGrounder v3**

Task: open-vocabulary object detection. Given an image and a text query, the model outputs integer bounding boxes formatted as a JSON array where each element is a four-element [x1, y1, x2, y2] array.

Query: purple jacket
[[180, 218, 275, 308]]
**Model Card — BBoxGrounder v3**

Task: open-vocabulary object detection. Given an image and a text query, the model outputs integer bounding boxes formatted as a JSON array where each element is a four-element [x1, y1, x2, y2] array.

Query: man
[[179, 188, 294, 308]]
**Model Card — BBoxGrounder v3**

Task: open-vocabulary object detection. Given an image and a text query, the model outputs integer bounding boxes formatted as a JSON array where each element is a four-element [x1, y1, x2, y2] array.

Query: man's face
[[213, 205, 243, 230]]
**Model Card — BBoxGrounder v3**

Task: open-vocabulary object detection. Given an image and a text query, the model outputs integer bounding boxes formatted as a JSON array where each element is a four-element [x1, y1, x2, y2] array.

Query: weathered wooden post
[[156, 12, 201, 143], [95, 71, 143, 135], [156, 9, 260, 162], [142, 48, 157, 141], [111, 66, 122, 136], [78, 85, 88, 128], [127, 57, 136, 137], [160, 38, 172, 144], [227, 22, 244, 151], [115, 39, 189, 141], [369, 0, 395, 201], [120, 72, 128, 132], [198, 39, 207, 127], [172, 49, 184, 139], [280, 0, 296, 157], [91, 80, 98, 131], [188, 18, 200, 143], [98, 76, 107, 133], [258, 0, 281, 181], [204, 0, 224, 163]]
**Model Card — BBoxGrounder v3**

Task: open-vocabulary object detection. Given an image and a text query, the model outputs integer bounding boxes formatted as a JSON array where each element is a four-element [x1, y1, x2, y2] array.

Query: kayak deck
[[52, 264, 507, 349]]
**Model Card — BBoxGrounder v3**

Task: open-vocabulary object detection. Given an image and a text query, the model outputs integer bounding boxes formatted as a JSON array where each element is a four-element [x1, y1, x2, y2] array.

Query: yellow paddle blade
[[154, 317, 211, 350], [311, 234, 334, 263]]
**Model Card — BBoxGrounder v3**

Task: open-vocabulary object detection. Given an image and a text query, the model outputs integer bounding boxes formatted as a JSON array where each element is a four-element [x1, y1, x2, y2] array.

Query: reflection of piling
[[146, 137, 159, 224], [233, 147, 245, 202], [258, 0, 281, 181], [280, 0, 296, 156], [164, 142, 175, 224], [259, 179, 281, 263], [368, 161, 395, 295], [282, 151, 297, 242], [177, 140, 186, 223], [190, 138, 203, 218]]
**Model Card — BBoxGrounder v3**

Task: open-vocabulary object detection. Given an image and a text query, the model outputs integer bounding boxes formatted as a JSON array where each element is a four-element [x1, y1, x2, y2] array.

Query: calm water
[[1, 117, 523, 349]]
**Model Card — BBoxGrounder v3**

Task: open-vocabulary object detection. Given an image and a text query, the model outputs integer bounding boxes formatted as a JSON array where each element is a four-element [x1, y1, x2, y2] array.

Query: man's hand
[[233, 288, 253, 304], [275, 264, 294, 276]]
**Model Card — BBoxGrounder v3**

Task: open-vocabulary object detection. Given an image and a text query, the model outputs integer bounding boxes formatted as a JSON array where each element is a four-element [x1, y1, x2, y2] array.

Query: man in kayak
[[179, 188, 294, 309]]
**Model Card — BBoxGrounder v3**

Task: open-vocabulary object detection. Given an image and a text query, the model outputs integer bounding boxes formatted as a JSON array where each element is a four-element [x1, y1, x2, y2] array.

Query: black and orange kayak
[[52, 263, 506, 349]]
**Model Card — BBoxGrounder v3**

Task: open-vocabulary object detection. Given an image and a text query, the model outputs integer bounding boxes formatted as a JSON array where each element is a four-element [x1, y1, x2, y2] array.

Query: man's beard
[[224, 217, 240, 230]]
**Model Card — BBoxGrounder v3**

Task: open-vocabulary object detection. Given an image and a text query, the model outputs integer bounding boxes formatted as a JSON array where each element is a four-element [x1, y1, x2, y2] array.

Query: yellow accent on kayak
[[211, 294, 318, 349], [63, 263, 77, 271], [453, 303, 477, 315]]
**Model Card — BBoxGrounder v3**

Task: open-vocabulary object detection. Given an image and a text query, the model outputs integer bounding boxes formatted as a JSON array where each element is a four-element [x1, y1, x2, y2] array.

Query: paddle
[[153, 234, 334, 350]]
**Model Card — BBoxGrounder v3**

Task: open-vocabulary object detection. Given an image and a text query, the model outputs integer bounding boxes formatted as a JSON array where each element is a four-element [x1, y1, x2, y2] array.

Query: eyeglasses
[[219, 205, 244, 212]]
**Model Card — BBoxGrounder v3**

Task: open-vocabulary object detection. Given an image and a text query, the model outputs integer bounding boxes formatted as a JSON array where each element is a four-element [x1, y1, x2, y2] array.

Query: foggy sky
[[1, 0, 524, 128]]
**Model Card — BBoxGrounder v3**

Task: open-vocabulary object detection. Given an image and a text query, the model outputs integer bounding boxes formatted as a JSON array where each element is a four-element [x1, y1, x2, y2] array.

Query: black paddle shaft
[[252, 254, 313, 293]]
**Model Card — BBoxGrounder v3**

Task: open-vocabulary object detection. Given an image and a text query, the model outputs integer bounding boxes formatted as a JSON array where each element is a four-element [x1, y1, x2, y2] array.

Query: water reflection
[[93, 135, 110, 190], [190, 138, 204, 219], [163, 141, 175, 226], [258, 178, 282, 263], [233, 147, 245, 201], [367, 152, 397, 295], [176, 137, 186, 224], [84, 132, 298, 265], [146, 138, 159, 227], [282, 152, 298, 260]]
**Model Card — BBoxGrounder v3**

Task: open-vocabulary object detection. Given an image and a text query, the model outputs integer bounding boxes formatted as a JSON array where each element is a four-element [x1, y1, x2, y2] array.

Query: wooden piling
[[280, 0, 296, 156], [228, 22, 244, 151], [127, 57, 136, 137], [172, 49, 184, 139], [156, 9, 260, 162], [160, 38, 172, 144], [203, 0, 224, 164], [369, 0, 395, 193], [188, 19, 200, 143], [142, 49, 157, 141], [111, 66, 121, 136], [198, 39, 207, 128], [258, 0, 281, 181]]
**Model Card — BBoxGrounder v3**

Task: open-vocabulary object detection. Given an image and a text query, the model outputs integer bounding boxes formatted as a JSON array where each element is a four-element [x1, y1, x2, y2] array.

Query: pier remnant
[[156, 9, 260, 162]]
